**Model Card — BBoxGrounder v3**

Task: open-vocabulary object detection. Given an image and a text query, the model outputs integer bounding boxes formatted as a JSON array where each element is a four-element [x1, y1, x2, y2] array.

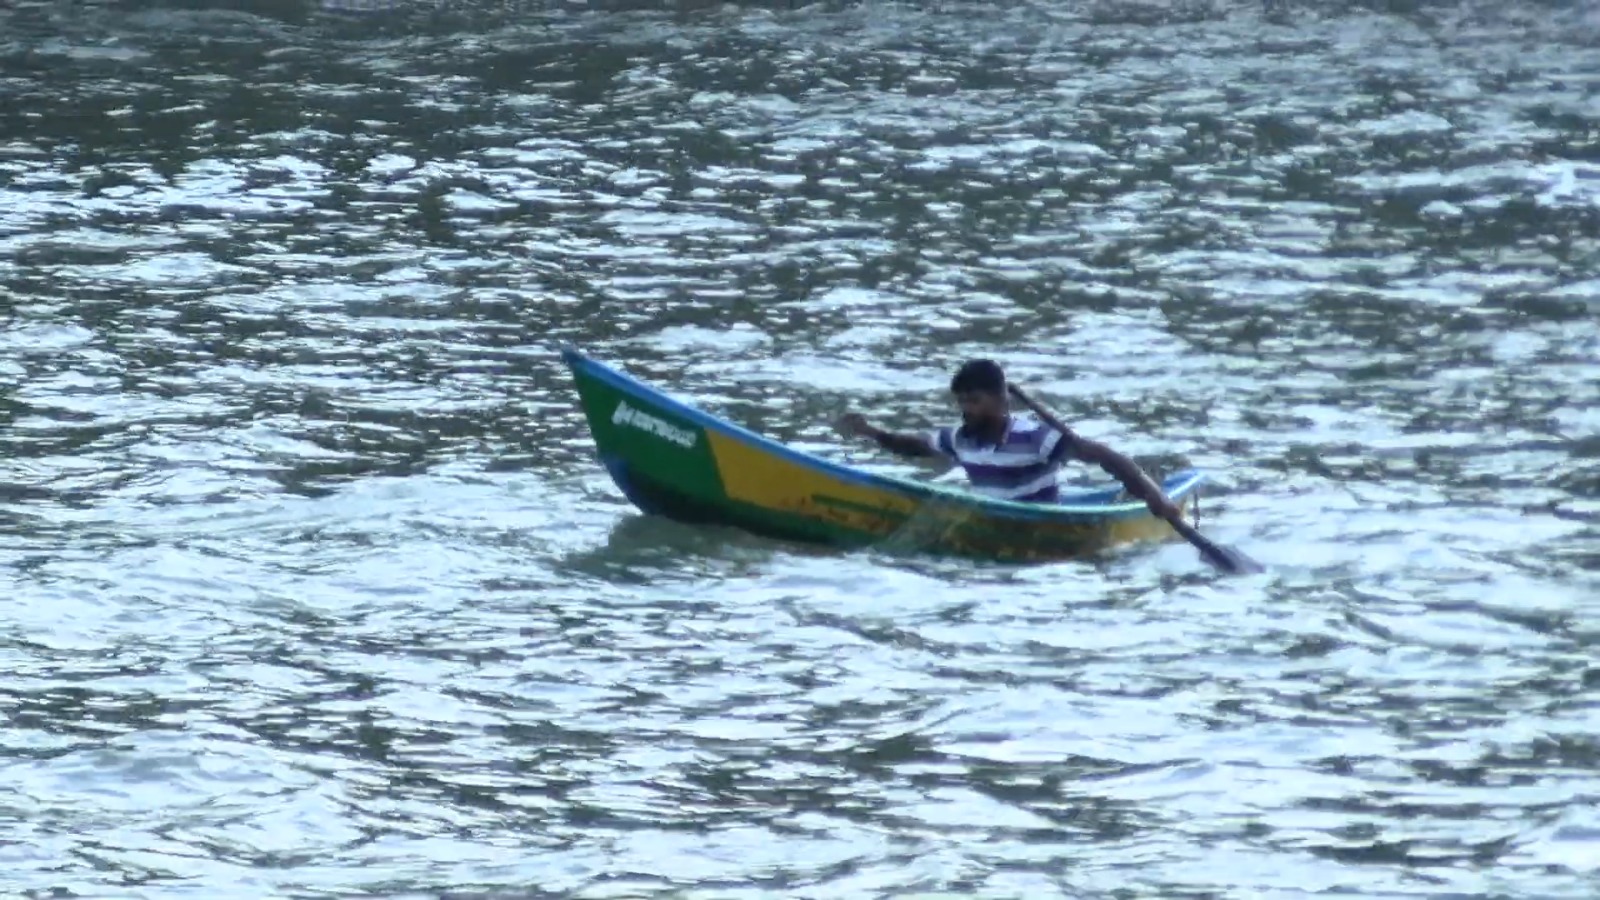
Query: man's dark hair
[[951, 359, 1006, 396]]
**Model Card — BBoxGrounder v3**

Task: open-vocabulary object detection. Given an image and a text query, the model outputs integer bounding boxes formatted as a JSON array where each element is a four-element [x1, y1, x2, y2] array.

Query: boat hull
[[562, 346, 1206, 563]]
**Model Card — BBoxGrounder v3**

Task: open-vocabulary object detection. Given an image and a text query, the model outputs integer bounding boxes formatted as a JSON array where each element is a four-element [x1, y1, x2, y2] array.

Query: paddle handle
[[1007, 383, 1249, 573]]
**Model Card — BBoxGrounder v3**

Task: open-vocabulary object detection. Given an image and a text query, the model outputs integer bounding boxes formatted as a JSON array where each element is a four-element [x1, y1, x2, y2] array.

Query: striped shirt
[[926, 415, 1073, 503]]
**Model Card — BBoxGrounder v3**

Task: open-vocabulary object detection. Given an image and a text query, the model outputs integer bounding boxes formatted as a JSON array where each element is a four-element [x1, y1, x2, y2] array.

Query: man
[[836, 358, 1182, 520]]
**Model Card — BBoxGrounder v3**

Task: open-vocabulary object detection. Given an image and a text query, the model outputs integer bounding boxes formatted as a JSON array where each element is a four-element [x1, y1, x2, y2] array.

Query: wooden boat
[[561, 345, 1208, 563]]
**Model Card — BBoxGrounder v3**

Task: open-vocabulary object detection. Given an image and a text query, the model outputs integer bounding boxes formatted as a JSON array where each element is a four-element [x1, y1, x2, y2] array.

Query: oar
[[1008, 383, 1263, 575]]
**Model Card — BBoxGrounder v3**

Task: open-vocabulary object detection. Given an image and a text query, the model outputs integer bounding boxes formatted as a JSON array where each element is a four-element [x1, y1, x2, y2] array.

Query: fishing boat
[[560, 345, 1209, 563]]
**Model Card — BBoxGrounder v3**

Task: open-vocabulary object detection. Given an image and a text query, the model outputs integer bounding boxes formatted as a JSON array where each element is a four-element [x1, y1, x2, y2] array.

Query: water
[[3, 1, 1599, 897]]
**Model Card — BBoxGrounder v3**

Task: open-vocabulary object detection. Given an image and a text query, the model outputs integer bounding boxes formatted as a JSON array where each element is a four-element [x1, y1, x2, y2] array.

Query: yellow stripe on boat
[[707, 430, 917, 536]]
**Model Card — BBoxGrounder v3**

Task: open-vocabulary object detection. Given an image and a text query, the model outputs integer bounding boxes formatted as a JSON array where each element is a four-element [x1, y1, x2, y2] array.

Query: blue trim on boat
[[561, 345, 1206, 524]]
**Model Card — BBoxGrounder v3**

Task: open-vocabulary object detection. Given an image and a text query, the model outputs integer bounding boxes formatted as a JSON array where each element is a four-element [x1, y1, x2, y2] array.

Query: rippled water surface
[[3, 0, 1600, 897]]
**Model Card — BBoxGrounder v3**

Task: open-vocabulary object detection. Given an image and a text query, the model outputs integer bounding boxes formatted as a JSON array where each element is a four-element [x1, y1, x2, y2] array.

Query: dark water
[[3, 1, 1599, 897]]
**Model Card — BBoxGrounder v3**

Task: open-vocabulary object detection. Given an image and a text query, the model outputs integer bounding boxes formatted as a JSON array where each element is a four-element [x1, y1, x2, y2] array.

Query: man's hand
[[835, 414, 938, 459], [835, 412, 873, 439]]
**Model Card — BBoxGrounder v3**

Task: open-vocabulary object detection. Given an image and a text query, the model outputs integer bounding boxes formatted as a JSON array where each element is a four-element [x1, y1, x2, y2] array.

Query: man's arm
[[1045, 425, 1181, 520], [837, 413, 943, 460], [866, 426, 942, 459]]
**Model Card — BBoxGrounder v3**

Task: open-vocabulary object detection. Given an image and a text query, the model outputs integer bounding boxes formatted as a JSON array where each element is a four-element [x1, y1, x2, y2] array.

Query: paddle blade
[[1201, 543, 1265, 575]]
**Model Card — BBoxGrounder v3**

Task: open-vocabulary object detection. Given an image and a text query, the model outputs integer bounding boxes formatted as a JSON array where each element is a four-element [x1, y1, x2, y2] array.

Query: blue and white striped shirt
[[926, 415, 1072, 503]]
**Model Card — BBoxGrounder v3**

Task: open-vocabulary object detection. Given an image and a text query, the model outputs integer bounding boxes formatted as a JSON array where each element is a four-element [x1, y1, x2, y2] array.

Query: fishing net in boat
[[869, 455, 1189, 563]]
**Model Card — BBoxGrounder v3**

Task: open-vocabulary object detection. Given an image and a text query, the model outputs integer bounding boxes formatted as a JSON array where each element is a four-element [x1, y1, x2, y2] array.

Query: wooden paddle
[[1008, 383, 1263, 575]]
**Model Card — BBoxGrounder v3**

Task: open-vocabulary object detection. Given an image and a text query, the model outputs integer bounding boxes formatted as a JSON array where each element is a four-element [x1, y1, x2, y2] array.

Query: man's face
[[955, 389, 1006, 430]]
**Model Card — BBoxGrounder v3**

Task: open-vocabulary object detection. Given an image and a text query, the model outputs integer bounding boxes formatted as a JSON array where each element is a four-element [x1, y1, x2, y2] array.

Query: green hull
[[562, 346, 1209, 563]]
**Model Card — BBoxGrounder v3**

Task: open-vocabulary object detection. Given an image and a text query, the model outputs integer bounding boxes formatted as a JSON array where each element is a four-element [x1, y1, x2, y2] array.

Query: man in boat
[[835, 359, 1183, 520]]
